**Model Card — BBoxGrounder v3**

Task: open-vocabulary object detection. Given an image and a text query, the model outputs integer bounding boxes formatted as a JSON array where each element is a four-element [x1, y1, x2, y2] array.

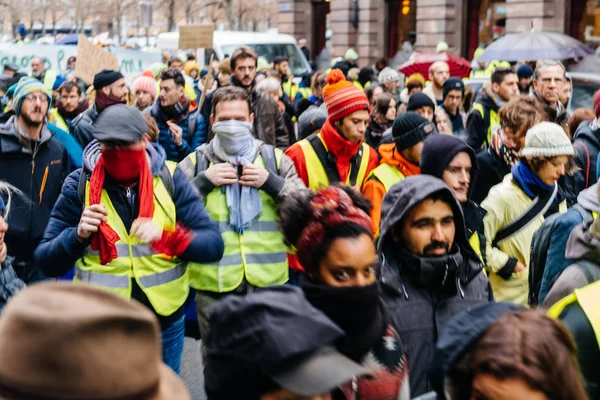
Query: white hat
[[436, 41, 449, 53], [520, 122, 574, 158], [378, 67, 400, 85]]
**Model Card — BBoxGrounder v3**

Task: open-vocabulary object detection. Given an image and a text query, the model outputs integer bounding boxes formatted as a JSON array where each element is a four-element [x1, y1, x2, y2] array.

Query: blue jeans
[[162, 315, 185, 375]]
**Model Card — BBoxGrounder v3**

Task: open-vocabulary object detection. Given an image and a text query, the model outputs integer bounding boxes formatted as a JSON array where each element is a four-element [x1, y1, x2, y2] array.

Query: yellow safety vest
[[548, 280, 600, 345], [297, 134, 372, 191], [186, 150, 289, 292], [49, 108, 69, 132], [297, 87, 312, 100], [75, 166, 188, 317], [353, 81, 371, 91], [469, 69, 490, 79], [282, 80, 300, 102], [472, 103, 500, 148], [366, 164, 405, 238]]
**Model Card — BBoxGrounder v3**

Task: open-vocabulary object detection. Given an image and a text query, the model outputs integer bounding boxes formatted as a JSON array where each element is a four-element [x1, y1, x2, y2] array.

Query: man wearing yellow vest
[[285, 69, 379, 191], [362, 112, 435, 233], [49, 81, 88, 132], [34, 104, 224, 374], [421, 133, 487, 261], [466, 68, 519, 150], [177, 86, 306, 342]]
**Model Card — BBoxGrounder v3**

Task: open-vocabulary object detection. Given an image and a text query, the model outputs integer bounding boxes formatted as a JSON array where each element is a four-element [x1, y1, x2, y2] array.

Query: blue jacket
[[47, 122, 83, 171], [538, 185, 600, 304], [151, 100, 206, 162]]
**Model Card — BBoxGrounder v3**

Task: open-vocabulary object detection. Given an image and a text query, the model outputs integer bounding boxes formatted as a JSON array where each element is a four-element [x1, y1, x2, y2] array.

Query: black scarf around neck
[[397, 246, 464, 295], [302, 281, 388, 362]]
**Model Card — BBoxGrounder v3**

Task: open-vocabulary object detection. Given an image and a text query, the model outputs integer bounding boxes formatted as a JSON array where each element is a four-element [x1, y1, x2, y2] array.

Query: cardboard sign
[[75, 35, 119, 84], [178, 25, 214, 50]]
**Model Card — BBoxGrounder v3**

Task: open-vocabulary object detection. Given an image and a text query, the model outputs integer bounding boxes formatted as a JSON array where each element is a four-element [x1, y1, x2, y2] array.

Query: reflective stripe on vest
[[548, 280, 600, 345], [297, 134, 372, 190], [187, 150, 289, 292], [74, 174, 188, 317], [367, 163, 405, 193], [472, 103, 500, 147]]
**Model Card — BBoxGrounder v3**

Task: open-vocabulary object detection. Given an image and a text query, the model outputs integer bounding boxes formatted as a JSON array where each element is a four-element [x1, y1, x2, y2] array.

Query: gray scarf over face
[[211, 120, 262, 234]]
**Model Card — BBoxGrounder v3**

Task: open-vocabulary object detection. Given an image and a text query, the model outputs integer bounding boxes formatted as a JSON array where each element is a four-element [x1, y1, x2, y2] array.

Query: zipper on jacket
[[352, 376, 359, 400], [126, 187, 131, 199], [38, 166, 49, 205]]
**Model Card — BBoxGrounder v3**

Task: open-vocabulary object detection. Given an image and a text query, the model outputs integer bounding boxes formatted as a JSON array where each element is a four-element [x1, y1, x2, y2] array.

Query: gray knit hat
[[520, 122, 574, 158], [378, 67, 399, 85], [298, 106, 327, 140]]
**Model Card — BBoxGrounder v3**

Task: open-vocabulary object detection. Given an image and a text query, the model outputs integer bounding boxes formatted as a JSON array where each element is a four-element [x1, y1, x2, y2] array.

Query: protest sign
[[75, 35, 119, 84], [178, 25, 214, 49]]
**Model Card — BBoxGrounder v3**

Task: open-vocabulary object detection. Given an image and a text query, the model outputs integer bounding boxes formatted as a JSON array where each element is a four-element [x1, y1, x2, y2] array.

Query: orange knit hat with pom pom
[[322, 69, 370, 122]]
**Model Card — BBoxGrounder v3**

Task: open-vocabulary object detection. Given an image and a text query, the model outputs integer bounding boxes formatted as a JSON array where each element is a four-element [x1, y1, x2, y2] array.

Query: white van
[[156, 30, 312, 77]]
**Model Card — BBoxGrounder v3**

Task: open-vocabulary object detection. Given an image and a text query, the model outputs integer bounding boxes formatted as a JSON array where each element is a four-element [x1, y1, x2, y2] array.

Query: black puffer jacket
[[70, 104, 98, 149]]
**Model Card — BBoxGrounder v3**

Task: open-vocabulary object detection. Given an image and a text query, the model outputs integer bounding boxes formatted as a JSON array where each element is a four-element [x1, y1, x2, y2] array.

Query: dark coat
[[472, 147, 510, 204], [70, 104, 98, 149], [0, 116, 69, 264]]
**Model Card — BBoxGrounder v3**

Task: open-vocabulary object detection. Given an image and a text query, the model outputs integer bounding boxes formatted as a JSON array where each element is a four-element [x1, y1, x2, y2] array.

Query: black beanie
[[93, 69, 124, 90], [392, 111, 436, 151], [420, 133, 477, 179], [407, 92, 436, 112], [442, 78, 465, 100]]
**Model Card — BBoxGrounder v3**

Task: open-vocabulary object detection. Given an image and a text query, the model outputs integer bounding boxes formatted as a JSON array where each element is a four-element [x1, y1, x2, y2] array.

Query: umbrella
[[568, 55, 600, 73], [477, 31, 593, 62], [55, 34, 79, 45], [399, 52, 472, 79]]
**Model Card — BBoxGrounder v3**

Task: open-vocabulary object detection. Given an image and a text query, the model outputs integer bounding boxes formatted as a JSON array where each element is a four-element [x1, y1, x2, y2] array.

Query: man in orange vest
[[285, 69, 379, 190]]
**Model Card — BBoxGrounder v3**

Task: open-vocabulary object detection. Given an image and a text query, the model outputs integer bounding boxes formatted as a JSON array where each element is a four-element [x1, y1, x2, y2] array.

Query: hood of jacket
[[82, 140, 166, 177], [577, 183, 600, 212], [573, 119, 600, 152], [565, 221, 600, 262], [0, 115, 53, 153], [420, 133, 478, 200], [429, 302, 526, 399], [378, 175, 482, 280]]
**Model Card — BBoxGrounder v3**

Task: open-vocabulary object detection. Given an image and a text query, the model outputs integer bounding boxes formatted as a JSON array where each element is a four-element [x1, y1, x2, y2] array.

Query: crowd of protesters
[[0, 41, 600, 400]]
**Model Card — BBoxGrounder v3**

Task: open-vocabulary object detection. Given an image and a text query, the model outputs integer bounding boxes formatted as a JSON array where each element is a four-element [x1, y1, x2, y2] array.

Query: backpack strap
[[77, 169, 88, 209], [307, 134, 340, 184], [492, 184, 558, 247], [574, 260, 600, 284], [574, 142, 590, 189], [194, 148, 210, 176], [160, 164, 175, 198], [348, 145, 364, 187], [483, 107, 491, 148], [187, 111, 198, 140], [259, 144, 278, 175], [573, 203, 594, 225]]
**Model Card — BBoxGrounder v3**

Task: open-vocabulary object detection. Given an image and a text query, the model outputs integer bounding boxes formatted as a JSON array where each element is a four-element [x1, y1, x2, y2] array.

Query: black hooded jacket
[[465, 88, 499, 150], [377, 176, 492, 396], [420, 134, 487, 261]]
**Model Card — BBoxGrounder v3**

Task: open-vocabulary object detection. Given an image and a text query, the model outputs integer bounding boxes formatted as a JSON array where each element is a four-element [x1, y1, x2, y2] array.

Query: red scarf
[[89, 149, 154, 265], [319, 119, 362, 183]]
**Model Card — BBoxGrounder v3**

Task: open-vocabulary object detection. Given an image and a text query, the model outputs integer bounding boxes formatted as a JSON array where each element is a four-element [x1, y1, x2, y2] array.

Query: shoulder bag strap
[[307, 134, 340, 183]]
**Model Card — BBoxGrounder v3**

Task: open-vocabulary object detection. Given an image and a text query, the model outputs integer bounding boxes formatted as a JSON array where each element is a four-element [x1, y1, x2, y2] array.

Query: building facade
[[278, 0, 600, 66]]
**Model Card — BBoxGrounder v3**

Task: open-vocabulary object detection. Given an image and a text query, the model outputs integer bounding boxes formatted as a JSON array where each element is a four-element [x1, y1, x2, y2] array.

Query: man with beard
[[201, 46, 288, 149], [30, 57, 58, 92], [71, 70, 128, 149], [151, 68, 206, 162], [422, 61, 449, 106], [49, 81, 88, 132], [0, 77, 69, 283], [378, 175, 492, 396]]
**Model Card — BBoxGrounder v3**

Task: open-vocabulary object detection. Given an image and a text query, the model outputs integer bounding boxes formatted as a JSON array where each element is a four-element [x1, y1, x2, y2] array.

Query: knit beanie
[[407, 92, 435, 112], [520, 122, 574, 158], [378, 67, 400, 85], [405, 73, 425, 86], [421, 133, 477, 180], [93, 69, 124, 90], [132, 76, 157, 99], [149, 62, 167, 79], [52, 75, 66, 91], [517, 64, 533, 79], [345, 48, 359, 61], [13, 77, 51, 115], [443, 78, 465, 99], [298, 105, 328, 140], [392, 111, 436, 151], [322, 69, 370, 122], [436, 41, 449, 53], [141, 70, 155, 79]]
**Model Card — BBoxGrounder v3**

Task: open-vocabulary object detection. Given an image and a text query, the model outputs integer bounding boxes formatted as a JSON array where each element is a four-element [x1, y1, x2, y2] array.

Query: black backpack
[[528, 204, 594, 306]]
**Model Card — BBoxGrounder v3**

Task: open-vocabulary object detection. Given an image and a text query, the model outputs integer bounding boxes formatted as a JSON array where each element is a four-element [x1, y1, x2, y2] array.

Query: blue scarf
[[511, 162, 555, 200]]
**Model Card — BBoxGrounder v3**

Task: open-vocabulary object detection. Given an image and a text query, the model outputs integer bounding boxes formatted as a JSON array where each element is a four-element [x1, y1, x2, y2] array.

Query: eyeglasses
[[23, 94, 48, 104]]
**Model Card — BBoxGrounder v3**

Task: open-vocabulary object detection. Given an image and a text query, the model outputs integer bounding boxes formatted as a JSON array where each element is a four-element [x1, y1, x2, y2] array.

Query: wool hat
[[517, 64, 533, 79], [421, 133, 478, 181], [141, 70, 155, 79], [133, 76, 157, 99], [92, 69, 124, 90], [345, 48, 359, 61], [378, 67, 400, 85], [3, 62, 19, 72], [405, 72, 425, 86], [93, 104, 148, 143], [0, 282, 190, 399], [443, 78, 465, 99], [149, 62, 167, 79], [298, 105, 328, 140], [322, 69, 370, 122], [520, 122, 574, 158], [407, 92, 436, 112], [52, 75, 66, 91], [436, 41, 449, 53], [392, 111, 436, 151], [12, 77, 51, 115], [473, 47, 485, 60]]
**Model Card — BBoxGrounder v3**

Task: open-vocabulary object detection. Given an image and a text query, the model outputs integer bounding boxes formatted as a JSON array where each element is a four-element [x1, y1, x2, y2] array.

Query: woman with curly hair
[[278, 185, 410, 400]]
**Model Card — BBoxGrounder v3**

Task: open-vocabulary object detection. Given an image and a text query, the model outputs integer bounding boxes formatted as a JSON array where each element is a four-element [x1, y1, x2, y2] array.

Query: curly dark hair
[[159, 68, 185, 87], [278, 185, 372, 274]]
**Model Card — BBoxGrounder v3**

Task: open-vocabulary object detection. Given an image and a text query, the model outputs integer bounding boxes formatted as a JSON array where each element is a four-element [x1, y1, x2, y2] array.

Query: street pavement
[[181, 338, 207, 400]]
